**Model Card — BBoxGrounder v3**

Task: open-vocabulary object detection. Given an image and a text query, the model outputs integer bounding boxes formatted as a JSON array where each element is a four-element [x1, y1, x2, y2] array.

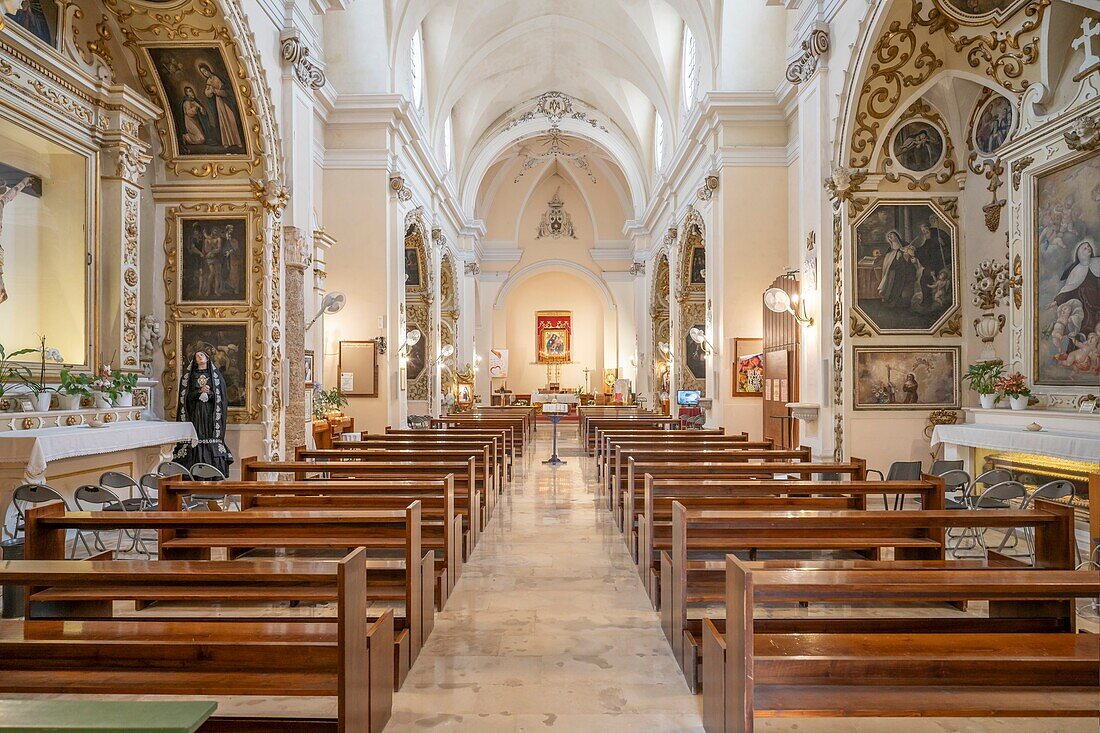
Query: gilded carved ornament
[[883, 99, 959, 191], [785, 29, 830, 85], [1064, 113, 1100, 151]]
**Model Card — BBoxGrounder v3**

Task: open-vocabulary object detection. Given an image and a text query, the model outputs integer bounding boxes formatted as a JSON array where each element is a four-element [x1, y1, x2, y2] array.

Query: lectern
[[541, 401, 569, 466]]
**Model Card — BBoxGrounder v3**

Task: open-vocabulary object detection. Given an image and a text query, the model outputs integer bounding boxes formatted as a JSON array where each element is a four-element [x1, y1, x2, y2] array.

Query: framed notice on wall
[[338, 340, 379, 397], [488, 348, 508, 379]]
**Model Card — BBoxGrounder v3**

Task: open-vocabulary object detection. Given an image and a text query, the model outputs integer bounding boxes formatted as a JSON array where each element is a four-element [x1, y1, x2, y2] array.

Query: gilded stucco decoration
[[785, 28, 830, 85], [883, 99, 959, 190], [676, 208, 707, 394], [651, 252, 671, 396], [439, 252, 459, 397], [404, 208, 433, 401], [848, 0, 1047, 171]]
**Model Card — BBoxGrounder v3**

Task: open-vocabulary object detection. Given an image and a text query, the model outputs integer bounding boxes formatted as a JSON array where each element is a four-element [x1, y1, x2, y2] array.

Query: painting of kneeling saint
[[148, 46, 248, 158], [181, 323, 249, 408], [853, 346, 959, 410], [854, 202, 957, 333]]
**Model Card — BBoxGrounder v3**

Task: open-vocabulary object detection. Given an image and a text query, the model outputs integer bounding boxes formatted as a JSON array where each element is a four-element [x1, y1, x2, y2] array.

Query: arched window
[[654, 112, 666, 172], [442, 113, 454, 170], [410, 26, 425, 109], [681, 25, 698, 111]]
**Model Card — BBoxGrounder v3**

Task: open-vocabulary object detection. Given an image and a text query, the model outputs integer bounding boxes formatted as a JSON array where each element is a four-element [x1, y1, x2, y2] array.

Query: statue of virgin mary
[[172, 349, 233, 476]]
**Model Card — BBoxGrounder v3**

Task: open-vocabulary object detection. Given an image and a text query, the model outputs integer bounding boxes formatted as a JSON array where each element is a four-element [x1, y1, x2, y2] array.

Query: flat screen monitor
[[676, 389, 701, 406]]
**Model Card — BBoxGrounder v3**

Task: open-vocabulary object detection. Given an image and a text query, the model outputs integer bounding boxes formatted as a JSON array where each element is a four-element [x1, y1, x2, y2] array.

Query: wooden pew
[[386, 427, 514, 480], [23, 502, 433, 675], [708, 556, 1100, 732], [583, 417, 677, 455], [611, 445, 807, 521], [0, 550, 393, 732], [431, 417, 527, 459], [295, 446, 497, 520], [621, 458, 868, 536], [596, 429, 733, 482], [471, 405, 537, 437], [332, 433, 510, 484], [161, 477, 462, 603], [578, 406, 658, 440], [241, 456, 482, 553], [639, 476, 946, 597], [667, 499, 1079, 691]]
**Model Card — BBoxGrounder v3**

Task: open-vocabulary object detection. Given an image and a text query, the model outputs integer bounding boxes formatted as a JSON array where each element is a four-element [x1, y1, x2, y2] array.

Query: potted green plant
[[58, 369, 92, 410], [91, 364, 116, 408], [962, 360, 1004, 409], [0, 342, 35, 411], [995, 371, 1031, 411], [20, 336, 64, 411], [112, 370, 139, 407]]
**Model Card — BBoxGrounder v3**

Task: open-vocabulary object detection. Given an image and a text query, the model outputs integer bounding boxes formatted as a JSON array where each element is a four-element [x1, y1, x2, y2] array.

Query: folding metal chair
[[156, 461, 192, 480], [867, 461, 923, 510], [187, 462, 233, 510], [73, 484, 132, 556], [9, 484, 89, 558], [953, 480, 1028, 559], [1020, 480, 1079, 566], [930, 460, 963, 476]]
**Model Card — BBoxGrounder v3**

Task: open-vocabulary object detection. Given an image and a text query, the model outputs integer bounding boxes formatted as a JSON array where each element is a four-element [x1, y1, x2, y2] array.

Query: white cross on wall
[[1073, 16, 1100, 78]]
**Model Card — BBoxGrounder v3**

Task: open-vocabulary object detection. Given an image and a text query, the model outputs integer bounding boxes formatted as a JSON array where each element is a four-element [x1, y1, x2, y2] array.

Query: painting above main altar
[[536, 311, 571, 364], [1034, 152, 1100, 387]]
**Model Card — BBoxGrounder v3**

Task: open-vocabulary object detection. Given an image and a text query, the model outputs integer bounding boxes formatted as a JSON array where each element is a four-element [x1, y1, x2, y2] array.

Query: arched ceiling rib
[[387, 0, 718, 220]]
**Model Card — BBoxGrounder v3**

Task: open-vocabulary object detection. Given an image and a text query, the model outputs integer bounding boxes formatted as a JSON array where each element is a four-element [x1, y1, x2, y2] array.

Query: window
[[443, 113, 454, 170], [654, 112, 665, 172], [681, 26, 698, 110], [410, 26, 424, 109]]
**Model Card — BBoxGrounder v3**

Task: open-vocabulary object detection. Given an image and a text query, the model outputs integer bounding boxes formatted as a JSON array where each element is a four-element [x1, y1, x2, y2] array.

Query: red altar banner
[[536, 311, 571, 364]]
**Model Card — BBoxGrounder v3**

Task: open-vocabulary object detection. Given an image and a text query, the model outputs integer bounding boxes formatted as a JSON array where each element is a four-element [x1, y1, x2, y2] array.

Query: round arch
[[492, 260, 618, 311]]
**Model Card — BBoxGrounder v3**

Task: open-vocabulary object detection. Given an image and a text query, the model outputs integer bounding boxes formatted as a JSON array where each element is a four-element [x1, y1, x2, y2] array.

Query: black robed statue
[[172, 350, 233, 476]]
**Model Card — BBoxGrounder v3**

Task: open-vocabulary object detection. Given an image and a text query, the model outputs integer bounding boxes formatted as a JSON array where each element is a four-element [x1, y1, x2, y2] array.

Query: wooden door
[[762, 274, 800, 448]]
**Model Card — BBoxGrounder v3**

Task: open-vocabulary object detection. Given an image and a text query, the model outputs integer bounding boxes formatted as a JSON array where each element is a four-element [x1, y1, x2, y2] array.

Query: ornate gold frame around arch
[[404, 207, 434, 401], [440, 252, 459, 397], [651, 250, 671, 400], [677, 207, 706, 394], [102, 0, 288, 457], [829, 0, 1050, 461]]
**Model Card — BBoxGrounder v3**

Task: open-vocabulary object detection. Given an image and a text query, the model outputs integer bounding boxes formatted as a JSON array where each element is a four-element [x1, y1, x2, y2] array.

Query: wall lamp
[[688, 327, 716, 355], [399, 328, 421, 359], [764, 287, 813, 326], [435, 344, 456, 366], [657, 341, 672, 359]]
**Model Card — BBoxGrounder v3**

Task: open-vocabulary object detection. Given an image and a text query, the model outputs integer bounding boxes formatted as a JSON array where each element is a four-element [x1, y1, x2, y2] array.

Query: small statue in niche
[[140, 315, 162, 361]]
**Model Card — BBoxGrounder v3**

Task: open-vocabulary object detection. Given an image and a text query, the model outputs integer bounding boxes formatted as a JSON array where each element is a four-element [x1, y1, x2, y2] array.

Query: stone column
[[284, 226, 311, 453]]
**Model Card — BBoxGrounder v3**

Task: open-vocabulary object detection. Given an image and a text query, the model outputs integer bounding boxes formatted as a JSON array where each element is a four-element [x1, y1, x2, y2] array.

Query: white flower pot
[[57, 393, 82, 411], [115, 392, 134, 407], [979, 393, 997, 409], [92, 391, 112, 409], [34, 392, 53, 412], [1009, 395, 1029, 410]]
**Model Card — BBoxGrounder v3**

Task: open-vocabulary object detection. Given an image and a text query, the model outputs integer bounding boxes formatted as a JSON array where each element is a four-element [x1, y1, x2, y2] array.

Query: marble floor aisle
[[385, 424, 706, 732]]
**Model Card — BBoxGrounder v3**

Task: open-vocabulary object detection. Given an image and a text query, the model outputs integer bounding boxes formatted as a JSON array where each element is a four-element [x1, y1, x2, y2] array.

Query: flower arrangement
[[312, 386, 348, 420], [92, 364, 117, 402], [994, 372, 1030, 398], [22, 335, 63, 397], [59, 369, 92, 396], [962, 361, 1004, 396]]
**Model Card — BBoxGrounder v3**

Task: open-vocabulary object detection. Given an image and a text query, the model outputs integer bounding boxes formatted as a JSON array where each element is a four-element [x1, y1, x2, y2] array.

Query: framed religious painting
[[456, 381, 474, 407], [932, 0, 1031, 27], [731, 337, 764, 397], [0, 111, 93, 370], [852, 200, 958, 334], [684, 323, 708, 381], [1033, 151, 1100, 387], [3, 0, 61, 48], [688, 243, 706, 285], [146, 45, 249, 159], [890, 121, 946, 174], [971, 91, 1015, 157], [853, 346, 960, 411], [536, 311, 571, 364], [178, 322, 250, 412], [178, 216, 249, 303]]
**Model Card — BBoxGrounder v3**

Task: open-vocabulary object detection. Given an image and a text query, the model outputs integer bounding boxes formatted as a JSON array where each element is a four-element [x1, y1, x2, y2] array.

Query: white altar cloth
[[531, 393, 579, 404], [0, 420, 197, 479], [931, 423, 1100, 465]]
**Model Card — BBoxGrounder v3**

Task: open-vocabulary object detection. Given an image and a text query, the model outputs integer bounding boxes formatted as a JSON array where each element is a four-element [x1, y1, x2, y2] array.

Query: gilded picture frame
[[852, 345, 960, 411]]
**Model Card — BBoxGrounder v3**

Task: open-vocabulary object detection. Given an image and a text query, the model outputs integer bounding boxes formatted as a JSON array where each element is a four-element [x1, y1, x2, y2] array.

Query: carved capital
[[824, 167, 868, 216], [250, 178, 290, 215], [464, 262, 481, 277], [280, 34, 327, 90], [107, 141, 152, 185], [390, 174, 412, 202], [785, 29, 830, 85], [283, 225, 311, 270], [432, 226, 447, 248], [629, 261, 646, 277]]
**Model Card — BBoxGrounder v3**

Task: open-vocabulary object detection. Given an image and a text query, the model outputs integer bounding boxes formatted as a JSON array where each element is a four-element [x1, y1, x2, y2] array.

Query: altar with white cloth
[[531, 393, 579, 405], [0, 420, 197, 526]]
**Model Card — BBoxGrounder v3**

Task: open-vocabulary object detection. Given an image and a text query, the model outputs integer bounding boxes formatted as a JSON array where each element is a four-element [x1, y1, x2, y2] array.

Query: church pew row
[[578, 407, 662, 442], [241, 456, 482, 554], [330, 433, 510, 485], [596, 429, 742, 483], [703, 557, 1100, 732], [23, 502, 433, 679], [583, 417, 678, 455], [470, 405, 537, 437], [386, 427, 515, 480], [161, 477, 461, 604], [639, 477, 946, 598], [610, 446, 812, 522], [0, 550, 393, 733], [665, 499, 1079, 691], [294, 446, 498, 522], [431, 417, 528, 459], [620, 458, 869, 537]]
